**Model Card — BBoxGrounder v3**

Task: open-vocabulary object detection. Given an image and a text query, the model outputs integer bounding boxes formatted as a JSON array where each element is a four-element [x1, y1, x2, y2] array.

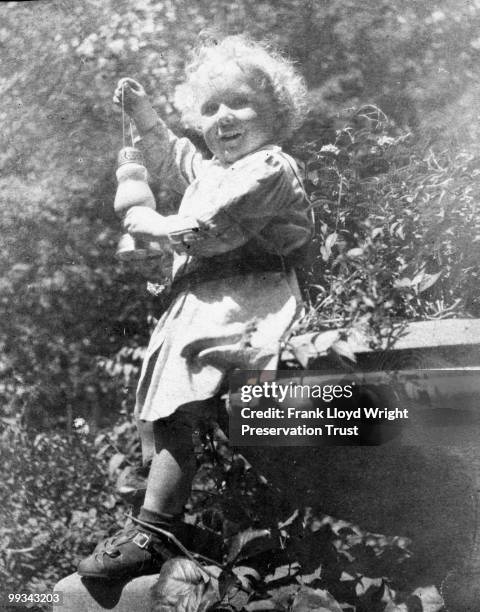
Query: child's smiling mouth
[[219, 132, 242, 142]]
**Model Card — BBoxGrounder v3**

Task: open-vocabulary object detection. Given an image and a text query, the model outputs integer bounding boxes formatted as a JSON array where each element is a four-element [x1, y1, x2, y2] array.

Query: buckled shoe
[[77, 522, 176, 579]]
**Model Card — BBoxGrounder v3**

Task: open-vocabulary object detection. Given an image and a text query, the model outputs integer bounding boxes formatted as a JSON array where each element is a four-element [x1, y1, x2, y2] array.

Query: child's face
[[198, 64, 276, 165]]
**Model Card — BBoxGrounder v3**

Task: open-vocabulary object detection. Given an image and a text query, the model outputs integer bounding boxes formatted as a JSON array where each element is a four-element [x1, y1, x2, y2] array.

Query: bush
[[0, 417, 134, 597], [292, 106, 480, 343]]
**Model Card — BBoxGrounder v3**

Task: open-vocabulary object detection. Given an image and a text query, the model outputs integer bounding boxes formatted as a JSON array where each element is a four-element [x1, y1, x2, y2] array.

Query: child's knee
[[154, 415, 195, 454], [137, 398, 219, 463], [137, 415, 195, 465]]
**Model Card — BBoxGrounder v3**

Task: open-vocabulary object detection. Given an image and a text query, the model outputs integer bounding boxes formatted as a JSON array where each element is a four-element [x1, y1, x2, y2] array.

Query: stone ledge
[[283, 318, 480, 365]]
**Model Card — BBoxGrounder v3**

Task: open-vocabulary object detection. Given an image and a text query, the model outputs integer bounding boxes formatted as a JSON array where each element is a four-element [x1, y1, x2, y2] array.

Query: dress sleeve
[[163, 150, 313, 258], [136, 118, 205, 196]]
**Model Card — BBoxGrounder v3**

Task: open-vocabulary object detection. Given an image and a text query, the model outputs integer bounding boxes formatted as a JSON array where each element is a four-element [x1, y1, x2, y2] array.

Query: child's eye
[[200, 102, 219, 116], [230, 95, 249, 109]]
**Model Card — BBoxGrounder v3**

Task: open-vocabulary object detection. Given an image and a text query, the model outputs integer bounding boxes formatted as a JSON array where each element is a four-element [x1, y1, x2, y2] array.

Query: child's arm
[[176, 151, 312, 257], [114, 78, 205, 196], [122, 206, 180, 242], [123, 150, 313, 257]]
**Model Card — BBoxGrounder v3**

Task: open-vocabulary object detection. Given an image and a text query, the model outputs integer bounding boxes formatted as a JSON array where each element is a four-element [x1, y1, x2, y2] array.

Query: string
[[121, 82, 126, 148], [121, 81, 135, 148], [129, 119, 134, 147]]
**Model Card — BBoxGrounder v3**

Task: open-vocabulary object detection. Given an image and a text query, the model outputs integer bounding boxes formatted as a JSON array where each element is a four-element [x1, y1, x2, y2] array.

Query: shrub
[[292, 106, 480, 343], [0, 418, 132, 597]]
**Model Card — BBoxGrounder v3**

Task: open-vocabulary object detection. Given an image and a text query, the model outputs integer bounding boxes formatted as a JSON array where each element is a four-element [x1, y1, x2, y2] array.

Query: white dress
[[135, 122, 313, 421]]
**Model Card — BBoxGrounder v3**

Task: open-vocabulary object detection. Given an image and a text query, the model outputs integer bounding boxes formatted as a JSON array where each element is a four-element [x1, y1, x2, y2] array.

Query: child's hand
[[114, 78, 158, 133], [123, 206, 168, 240], [113, 78, 149, 116]]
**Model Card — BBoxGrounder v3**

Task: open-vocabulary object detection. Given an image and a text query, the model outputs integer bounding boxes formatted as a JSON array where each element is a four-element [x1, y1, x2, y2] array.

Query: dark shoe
[[77, 522, 176, 580], [92, 517, 136, 554]]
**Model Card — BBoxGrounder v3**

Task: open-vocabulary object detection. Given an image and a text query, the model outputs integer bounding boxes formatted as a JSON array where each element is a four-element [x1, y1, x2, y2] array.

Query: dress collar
[[211, 144, 282, 169]]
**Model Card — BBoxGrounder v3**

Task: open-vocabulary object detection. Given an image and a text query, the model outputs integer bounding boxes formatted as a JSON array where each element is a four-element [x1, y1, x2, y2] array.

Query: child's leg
[[137, 398, 222, 516], [140, 416, 197, 517], [78, 403, 218, 579]]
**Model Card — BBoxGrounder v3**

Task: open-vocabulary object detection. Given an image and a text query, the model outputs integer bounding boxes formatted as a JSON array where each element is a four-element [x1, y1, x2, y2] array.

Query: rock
[[53, 572, 159, 612]]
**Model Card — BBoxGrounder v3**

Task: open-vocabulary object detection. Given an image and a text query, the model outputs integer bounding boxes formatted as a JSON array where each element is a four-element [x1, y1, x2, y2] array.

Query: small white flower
[[377, 135, 395, 146], [320, 144, 340, 155], [74, 417, 89, 435], [147, 282, 167, 296]]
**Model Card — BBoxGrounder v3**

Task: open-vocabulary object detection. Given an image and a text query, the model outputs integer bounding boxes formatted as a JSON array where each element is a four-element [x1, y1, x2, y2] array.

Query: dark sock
[[137, 508, 223, 558]]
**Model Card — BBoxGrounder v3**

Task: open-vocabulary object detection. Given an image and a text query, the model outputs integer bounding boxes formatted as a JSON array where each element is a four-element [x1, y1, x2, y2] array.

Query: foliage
[[0, 412, 152, 605], [291, 106, 480, 344], [0, 416, 446, 610], [0, 418, 124, 598], [153, 436, 441, 611]]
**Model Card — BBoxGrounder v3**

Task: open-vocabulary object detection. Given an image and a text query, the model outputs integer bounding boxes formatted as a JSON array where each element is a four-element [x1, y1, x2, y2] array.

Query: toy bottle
[[113, 146, 162, 260]]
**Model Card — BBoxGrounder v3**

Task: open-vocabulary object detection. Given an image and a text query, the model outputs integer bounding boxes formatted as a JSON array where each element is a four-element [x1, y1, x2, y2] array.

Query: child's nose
[[217, 104, 235, 124]]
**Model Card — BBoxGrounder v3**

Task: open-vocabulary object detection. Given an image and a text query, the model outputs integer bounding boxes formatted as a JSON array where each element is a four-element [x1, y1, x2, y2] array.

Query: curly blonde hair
[[174, 34, 307, 141]]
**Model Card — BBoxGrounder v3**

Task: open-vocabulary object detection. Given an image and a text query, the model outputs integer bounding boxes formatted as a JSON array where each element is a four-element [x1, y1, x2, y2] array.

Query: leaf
[[330, 340, 357, 363], [320, 245, 330, 262], [151, 558, 219, 612], [411, 585, 444, 611], [219, 566, 257, 610], [312, 330, 341, 355], [355, 576, 384, 596], [291, 341, 312, 368], [384, 604, 408, 612], [101, 494, 117, 509], [346, 247, 364, 259], [289, 331, 340, 367], [267, 583, 301, 609], [417, 271, 442, 293], [362, 296, 375, 308], [325, 232, 338, 250], [94, 433, 107, 447], [411, 271, 425, 286], [394, 277, 412, 288], [227, 528, 280, 564], [233, 565, 261, 590], [113, 421, 135, 435], [291, 586, 343, 612], [108, 452, 125, 477], [218, 569, 239, 599], [311, 198, 336, 209]]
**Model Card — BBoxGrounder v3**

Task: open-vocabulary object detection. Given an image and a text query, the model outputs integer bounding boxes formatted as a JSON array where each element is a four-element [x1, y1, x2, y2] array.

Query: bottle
[[113, 146, 162, 260]]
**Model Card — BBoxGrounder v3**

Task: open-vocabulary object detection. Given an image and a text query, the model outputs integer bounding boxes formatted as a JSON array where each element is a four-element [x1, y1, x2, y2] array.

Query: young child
[[78, 34, 313, 579]]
